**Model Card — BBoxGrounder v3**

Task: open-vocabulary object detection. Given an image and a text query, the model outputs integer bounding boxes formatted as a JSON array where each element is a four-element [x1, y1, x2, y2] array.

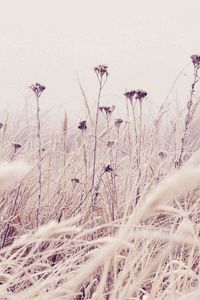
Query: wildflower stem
[[138, 100, 143, 175], [136, 101, 143, 201], [82, 131, 88, 194], [127, 101, 133, 161], [130, 100, 139, 166], [106, 117, 116, 221], [177, 66, 200, 167], [36, 95, 42, 228], [92, 77, 103, 187]]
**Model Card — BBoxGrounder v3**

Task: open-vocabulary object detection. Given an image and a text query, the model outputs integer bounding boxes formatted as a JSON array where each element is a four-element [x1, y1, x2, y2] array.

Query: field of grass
[[0, 56, 200, 299]]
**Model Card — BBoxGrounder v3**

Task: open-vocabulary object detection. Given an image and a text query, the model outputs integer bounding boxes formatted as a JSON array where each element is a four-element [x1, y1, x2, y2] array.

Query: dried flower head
[[104, 164, 113, 173], [99, 105, 115, 117], [29, 82, 46, 98], [175, 161, 179, 169], [0, 123, 3, 129], [99, 106, 105, 113], [159, 151, 166, 159], [124, 89, 147, 101], [71, 178, 80, 184], [94, 64, 109, 78], [191, 55, 200, 68], [78, 120, 87, 131], [115, 118, 123, 128], [12, 142, 22, 151], [135, 89, 148, 101], [124, 90, 136, 101], [106, 141, 114, 148]]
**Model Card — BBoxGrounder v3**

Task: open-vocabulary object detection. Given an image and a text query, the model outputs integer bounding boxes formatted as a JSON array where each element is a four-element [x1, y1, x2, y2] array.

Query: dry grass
[[0, 58, 200, 299]]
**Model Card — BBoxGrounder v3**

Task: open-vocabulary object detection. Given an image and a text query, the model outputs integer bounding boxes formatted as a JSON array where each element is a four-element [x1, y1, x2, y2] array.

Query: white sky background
[[0, 0, 200, 123]]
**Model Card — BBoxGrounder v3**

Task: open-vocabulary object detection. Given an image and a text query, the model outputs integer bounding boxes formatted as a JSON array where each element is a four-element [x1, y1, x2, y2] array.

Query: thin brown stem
[[177, 66, 200, 167], [92, 77, 103, 187], [36, 95, 42, 228]]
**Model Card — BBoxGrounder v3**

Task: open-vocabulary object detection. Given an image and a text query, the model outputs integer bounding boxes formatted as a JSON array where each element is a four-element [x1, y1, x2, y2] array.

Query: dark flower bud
[[104, 164, 113, 173], [115, 118, 123, 128], [106, 141, 114, 148], [99, 106, 106, 113], [78, 120, 87, 131], [12, 142, 22, 151], [159, 151, 166, 159], [71, 178, 80, 184]]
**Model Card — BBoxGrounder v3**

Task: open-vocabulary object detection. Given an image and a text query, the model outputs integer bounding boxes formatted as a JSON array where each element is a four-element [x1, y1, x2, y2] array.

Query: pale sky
[[0, 0, 200, 122]]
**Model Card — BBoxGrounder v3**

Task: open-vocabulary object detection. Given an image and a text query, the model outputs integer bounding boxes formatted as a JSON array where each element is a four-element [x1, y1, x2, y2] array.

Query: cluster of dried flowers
[[99, 105, 115, 118], [29, 82, 46, 98], [191, 55, 200, 69], [94, 64, 109, 79], [124, 89, 147, 101], [28, 53, 200, 188]]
